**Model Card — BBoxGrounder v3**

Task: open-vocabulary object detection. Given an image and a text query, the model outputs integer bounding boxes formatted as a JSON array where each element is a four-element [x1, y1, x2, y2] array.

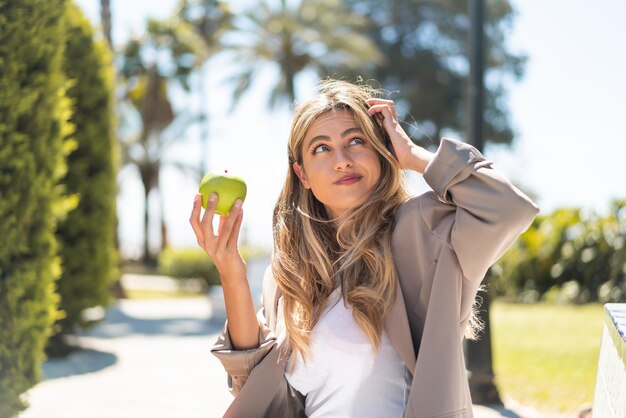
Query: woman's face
[[293, 109, 382, 218]]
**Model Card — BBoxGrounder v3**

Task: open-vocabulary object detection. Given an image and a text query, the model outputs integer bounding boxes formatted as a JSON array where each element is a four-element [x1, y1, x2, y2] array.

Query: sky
[[75, 0, 626, 258]]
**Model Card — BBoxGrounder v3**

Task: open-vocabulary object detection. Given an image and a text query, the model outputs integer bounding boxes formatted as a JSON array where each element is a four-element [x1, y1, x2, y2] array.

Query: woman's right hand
[[189, 193, 246, 281], [190, 192, 259, 350]]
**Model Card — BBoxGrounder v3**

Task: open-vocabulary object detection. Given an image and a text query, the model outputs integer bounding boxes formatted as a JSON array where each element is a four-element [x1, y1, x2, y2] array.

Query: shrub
[[0, 0, 70, 416], [159, 247, 220, 290], [492, 201, 626, 304], [54, 4, 119, 334], [158, 246, 266, 290]]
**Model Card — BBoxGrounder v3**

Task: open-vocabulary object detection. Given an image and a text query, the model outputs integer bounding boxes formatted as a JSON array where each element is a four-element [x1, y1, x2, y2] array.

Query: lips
[[334, 175, 362, 185]]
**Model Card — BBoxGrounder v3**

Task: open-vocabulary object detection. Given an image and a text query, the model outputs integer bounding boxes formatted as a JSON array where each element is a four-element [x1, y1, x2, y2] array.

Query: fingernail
[[209, 193, 217, 202], [234, 199, 242, 208], [194, 195, 200, 203]]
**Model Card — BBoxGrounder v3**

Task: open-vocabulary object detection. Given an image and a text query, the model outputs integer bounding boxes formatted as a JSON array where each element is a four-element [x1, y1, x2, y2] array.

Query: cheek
[[303, 159, 326, 182], [365, 154, 382, 183]]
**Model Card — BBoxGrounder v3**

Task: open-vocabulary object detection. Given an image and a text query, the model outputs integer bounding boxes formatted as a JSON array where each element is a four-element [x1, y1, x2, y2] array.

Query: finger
[[189, 194, 205, 240], [367, 104, 397, 125], [226, 207, 244, 250], [200, 193, 218, 238], [365, 98, 395, 105], [215, 199, 243, 252], [366, 99, 398, 119]]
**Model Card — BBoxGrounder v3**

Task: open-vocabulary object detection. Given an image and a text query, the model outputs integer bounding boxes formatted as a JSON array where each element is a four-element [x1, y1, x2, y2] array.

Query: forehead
[[305, 109, 357, 139]]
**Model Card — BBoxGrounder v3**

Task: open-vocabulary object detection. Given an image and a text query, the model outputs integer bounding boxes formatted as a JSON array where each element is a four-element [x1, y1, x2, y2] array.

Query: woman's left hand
[[366, 98, 433, 173]]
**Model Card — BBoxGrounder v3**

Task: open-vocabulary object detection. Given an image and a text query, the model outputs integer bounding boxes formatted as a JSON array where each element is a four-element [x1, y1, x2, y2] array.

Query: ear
[[292, 162, 311, 189]]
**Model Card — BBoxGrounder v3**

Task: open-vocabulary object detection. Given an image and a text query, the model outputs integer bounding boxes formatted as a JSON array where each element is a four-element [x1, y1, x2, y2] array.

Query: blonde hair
[[272, 79, 409, 363]]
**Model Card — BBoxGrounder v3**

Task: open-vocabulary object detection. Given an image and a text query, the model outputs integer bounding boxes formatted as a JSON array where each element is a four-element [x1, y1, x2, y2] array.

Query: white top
[[284, 287, 412, 418]]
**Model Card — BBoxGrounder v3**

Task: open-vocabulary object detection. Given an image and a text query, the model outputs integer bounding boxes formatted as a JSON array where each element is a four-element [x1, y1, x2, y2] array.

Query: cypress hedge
[[55, 4, 119, 335], [0, 0, 70, 416]]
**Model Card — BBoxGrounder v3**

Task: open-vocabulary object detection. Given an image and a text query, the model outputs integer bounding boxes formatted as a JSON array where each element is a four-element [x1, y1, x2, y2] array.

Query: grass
[[491, 301, 605, 414]]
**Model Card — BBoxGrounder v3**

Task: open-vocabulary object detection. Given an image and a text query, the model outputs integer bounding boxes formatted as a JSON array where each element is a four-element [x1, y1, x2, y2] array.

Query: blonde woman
[[189, 80, 538, 418]]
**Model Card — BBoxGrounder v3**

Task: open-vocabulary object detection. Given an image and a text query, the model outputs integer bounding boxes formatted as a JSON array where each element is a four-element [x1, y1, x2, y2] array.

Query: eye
[[348, 138, 365, 146], [312, 144, 331, 154]]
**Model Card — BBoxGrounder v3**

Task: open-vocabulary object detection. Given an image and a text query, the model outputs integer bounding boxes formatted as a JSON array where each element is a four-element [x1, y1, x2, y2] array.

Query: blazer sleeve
[[422, 137, 539, 285], [210, 266, 278, 396]]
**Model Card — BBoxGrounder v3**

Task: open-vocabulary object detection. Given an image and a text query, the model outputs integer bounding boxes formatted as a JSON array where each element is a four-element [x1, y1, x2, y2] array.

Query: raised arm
[[189, 193, 258, 350], [422, 137, 539, 282], [367, 98, 538, 282]]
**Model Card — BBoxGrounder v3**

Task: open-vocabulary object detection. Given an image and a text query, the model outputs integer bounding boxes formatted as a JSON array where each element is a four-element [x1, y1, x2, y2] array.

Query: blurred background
[[78, 0, 626, 259], [1, 0, 625, 417]]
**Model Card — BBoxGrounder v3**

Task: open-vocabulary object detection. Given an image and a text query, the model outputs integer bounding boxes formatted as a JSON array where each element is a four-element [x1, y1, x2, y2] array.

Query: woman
[[189, 80, 539, 418]]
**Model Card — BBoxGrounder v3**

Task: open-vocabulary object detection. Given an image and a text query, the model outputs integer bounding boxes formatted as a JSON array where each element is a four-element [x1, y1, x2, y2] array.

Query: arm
[[419, 138, 538, 332], [422, 137, 539, 282], [210, 266, 279, 396], [367, 99, 538, 283], [189, 193, 258, 349]]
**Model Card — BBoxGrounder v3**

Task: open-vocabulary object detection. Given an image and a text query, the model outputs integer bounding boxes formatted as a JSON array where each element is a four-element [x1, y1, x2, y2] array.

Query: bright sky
[[75, 0, 626, 258]]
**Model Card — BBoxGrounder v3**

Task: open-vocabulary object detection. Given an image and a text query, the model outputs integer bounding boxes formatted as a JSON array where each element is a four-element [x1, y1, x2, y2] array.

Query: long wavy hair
[[271, 79, 410, 363]]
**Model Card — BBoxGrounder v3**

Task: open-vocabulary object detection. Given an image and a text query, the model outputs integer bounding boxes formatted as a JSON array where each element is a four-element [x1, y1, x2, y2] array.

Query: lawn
[[491, 301, 605, 414]]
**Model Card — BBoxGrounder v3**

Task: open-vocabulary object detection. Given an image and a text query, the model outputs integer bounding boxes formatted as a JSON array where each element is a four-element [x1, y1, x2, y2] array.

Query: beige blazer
[[211, 138, 539, 418]]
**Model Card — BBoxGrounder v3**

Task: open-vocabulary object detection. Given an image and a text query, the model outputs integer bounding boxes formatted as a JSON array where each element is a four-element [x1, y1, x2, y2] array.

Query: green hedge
[[0, 0, 70, 416], [158, 246, 266, 289], [55, 4, 119, 334], [492, 201, 626, 304], [159, 247, 221, 289]]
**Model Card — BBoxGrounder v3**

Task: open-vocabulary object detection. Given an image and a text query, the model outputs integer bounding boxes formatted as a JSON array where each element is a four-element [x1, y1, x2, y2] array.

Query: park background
[[76, 0, 626, 258], [1, 0, 625, 417]]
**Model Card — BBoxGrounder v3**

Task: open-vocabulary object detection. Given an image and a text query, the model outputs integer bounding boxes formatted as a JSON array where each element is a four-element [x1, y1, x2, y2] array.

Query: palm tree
[[177, 0, 234, 53], [225, 0, 383, 108], [177, 0, 235, 174], [119, 17, 207, 264]]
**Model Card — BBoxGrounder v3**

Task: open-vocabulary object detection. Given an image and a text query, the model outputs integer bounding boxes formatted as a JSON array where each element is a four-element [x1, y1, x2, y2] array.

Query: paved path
[[20, 265, 533, 418], [21, 298, 232, 418]]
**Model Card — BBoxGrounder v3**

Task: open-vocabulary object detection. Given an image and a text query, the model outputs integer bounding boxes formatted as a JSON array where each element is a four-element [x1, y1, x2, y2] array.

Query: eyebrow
[[305, 127, 364, 149]]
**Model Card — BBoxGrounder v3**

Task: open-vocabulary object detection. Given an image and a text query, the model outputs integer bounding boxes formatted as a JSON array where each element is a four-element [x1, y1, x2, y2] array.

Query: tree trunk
[[465, 0, 501, 405], [286, 71, 296, 105], [139, 163, 158, 266], [100, 0, 112, 49], [464, 274, 502, 404], [143, 184, 152, 265], [159, 184, 168, 251]]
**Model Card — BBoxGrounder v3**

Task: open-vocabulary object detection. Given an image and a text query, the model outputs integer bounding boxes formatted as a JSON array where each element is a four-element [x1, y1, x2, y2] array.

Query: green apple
[[199, 171, 247, 215]]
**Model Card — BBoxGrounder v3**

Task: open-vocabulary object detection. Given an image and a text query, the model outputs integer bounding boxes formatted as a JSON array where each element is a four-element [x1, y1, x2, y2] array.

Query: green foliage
[[214, 0, 383, 107], [118, 16, 207, 262], [0, 0, 69, 415], [55, 4, 119, 334], [343, 0, 525, 148], [492, 201, 626, 303], [177, 0, 235, 55], [158, 247, 221, 289], [158, 246, 266, 289]]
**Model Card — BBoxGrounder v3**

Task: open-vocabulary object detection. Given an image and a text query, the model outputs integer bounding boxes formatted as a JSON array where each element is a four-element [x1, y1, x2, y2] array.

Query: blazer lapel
[[384, 277, 416, 370]]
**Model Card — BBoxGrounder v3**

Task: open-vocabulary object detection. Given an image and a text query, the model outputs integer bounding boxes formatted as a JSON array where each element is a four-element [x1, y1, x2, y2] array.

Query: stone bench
[[592, 303, 626, 417]]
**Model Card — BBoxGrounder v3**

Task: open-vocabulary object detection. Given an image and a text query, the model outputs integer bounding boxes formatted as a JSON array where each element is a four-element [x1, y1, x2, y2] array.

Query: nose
[[334, 148, 353, 170]]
